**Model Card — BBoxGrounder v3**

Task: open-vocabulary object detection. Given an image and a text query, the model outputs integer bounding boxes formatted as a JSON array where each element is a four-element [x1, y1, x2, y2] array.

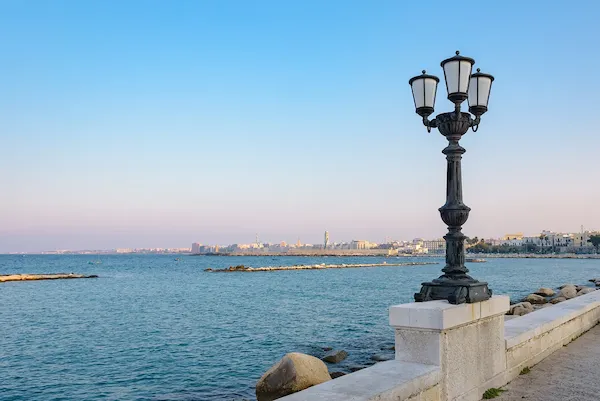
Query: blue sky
[[1, 0, 599, 252]]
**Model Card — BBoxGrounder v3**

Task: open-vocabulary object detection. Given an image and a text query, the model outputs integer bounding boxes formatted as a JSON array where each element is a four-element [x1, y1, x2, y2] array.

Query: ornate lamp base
[[414, 278, 492, 305]]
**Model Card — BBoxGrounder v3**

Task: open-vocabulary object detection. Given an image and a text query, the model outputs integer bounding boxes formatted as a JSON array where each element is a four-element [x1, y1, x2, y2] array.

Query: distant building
[[324, 231, 329, 249], [349, 240, 376, 250], [573, 230, 598, 250], [422, 239, 446, 255], [501, 233, 525, 246], [191, 243, 201, 254]]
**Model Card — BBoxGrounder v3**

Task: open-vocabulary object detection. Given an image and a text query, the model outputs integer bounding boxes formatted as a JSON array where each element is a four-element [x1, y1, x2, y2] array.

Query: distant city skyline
[[6, 226, 599, 254], [1, 1, 599, 253]]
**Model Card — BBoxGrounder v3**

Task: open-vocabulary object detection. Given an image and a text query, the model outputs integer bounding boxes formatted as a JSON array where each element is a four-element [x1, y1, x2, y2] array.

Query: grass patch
[[520, 367, 531, 375], [483, 388, 506, 399]]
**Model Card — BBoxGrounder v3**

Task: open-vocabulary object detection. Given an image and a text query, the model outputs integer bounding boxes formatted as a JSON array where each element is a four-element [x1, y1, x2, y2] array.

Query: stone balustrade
[[277, 290, 600, 401]]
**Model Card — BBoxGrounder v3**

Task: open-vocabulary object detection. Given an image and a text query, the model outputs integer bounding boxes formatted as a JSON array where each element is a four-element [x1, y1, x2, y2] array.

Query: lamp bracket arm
[[470, 116, 481, 132], [422, 116, 437, 133]]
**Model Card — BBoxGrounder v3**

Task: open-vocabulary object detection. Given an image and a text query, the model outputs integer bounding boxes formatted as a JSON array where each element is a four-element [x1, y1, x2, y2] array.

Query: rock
[[534, 288, 555, 297], [575, 285, 585, 292], [370, 354, 393, 362], [330, 371, 346, 379], [322, 347, 332, 352], [577, 287, 596, 296], [589, 278, 600, 283], [550, 297, 567, 304], [349, 366, 366, 372], [322, 350, 348, 364], [380, 344, 395, 351], [558, 285, 577, 299], [533, 304, 551, 310], [509, 302, 534, 316], [256, 353, 331, 401], [525, 294, 547, 304], [559, 283, 575, 289]]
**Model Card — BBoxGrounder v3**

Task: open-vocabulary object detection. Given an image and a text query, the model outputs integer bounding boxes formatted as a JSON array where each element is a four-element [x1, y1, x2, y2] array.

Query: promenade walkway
[[495, 323, 600, 401]]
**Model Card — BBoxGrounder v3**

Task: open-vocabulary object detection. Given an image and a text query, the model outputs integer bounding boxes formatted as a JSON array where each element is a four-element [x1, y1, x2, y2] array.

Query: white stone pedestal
[[389, 296, 510, 401]]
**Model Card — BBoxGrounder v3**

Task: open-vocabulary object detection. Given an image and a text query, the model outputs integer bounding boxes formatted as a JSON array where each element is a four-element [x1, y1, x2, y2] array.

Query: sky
[[1, 0, 599, 252]]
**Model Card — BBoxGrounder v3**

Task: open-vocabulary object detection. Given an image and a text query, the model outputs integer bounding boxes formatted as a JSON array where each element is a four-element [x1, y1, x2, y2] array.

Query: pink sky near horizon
[[1, 1, 599, 253]]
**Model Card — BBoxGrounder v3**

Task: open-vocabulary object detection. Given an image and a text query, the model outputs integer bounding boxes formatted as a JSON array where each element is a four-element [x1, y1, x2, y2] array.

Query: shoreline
[[205, 261, 438, 272], [192, 252, 600, 259]]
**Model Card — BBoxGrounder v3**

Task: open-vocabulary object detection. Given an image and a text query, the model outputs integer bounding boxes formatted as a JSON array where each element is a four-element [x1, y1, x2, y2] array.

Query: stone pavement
[[495, 323, 600, 401]]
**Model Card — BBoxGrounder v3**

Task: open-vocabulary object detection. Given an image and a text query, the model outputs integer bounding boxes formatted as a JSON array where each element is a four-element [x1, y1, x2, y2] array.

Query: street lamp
[[409, 51, 494, 304]]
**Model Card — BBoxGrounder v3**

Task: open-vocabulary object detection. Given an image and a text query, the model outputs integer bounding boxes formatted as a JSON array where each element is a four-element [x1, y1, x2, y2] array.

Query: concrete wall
[[277, 291, 600, 401], [503, 290, 600, 385], [278, 360, 441, 401]]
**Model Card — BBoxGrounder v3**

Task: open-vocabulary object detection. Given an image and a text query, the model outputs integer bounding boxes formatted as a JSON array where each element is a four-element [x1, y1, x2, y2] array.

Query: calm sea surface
[[1, 254, 600, 400]]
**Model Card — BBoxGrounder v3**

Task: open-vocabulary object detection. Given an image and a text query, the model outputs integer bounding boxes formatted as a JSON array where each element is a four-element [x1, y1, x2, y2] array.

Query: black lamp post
[[410, 51, 494, 305]]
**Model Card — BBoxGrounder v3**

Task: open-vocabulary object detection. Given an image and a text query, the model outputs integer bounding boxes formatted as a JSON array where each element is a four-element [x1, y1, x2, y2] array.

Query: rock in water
[[370, 354, 393, 362], [525, 294, 547, 304], [577, 287, 596, 296], [330, 371, 346, 379], [559, 283, 575, 289], [550, 297, 567, 304], [558, 285, 577, 299], [322, 350, 348, 364], [534, 288, 555, 297], [256, 353, 331, 401], [508, 302, 534, 316]]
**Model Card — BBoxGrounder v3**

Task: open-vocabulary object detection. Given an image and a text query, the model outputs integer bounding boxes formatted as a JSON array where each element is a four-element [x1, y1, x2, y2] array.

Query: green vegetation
[[482, 388, 506, 399], [466, 236, 480, 245], [467, 240, 594, 255], [589, 235, 600, 253], [519, 367, 531, 375]]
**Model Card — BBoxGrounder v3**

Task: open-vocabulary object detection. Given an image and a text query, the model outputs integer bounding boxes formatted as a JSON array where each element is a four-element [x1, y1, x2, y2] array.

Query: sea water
[[1, 254, 599, 400]]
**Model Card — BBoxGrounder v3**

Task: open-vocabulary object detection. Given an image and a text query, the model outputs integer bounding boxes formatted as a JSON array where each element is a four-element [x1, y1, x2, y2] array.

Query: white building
[[349, 240, 376, 250], [500, 233, 524, 247], [422, 239, 446, 255]]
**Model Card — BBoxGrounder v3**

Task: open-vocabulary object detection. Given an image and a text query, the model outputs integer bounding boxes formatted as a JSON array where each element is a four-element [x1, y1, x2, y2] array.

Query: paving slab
[[494, 323, 600, 401]]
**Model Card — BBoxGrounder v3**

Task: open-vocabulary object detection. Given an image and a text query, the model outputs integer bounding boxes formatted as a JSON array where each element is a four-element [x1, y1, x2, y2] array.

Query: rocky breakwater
[[205, 261, 438, 272], [507, 280, 600, 317], [0, 273, 99, 283]]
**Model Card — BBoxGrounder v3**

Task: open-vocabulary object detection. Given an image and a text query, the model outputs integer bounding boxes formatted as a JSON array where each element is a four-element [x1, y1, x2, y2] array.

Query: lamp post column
[[414, 112, 492, 304], [440, 133, 470, 279]]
